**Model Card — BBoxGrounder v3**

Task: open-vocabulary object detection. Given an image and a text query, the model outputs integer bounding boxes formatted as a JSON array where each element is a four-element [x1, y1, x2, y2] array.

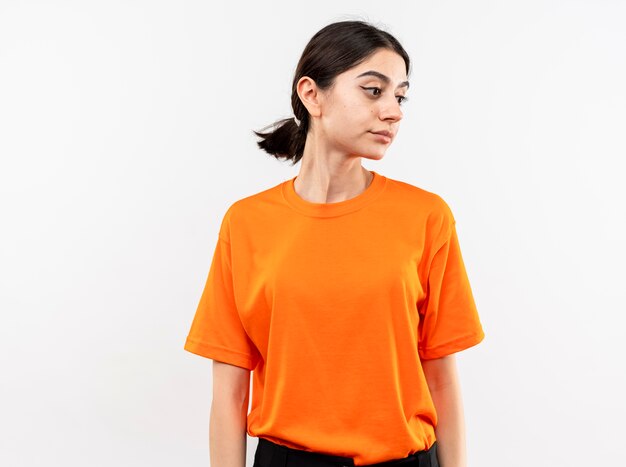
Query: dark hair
[[253, 20, 411, 166]]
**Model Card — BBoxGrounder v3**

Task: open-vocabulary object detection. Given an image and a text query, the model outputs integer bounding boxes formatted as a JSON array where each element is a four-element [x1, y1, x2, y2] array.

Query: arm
[[209, 360, 251, 467], [421, 354, 467, 467]]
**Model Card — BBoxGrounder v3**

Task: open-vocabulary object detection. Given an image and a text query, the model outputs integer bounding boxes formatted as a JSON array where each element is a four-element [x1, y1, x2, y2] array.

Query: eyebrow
[[355, 70, 410, 90]]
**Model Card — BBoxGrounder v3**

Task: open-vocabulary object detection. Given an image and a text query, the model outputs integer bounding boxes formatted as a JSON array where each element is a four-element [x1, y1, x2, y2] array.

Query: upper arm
[[421, 354, 459, 392], [212, 360, 251, 403]]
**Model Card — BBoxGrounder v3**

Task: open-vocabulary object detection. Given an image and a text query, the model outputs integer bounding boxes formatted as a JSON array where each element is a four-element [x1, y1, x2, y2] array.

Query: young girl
[[185, 19, 485, 467]]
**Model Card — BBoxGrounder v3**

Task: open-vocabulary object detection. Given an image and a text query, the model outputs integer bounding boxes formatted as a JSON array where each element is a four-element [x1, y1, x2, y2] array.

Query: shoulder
[[217, 180, 285, 240], [383, 175, 456, 250], [385, 175, 456, 228]]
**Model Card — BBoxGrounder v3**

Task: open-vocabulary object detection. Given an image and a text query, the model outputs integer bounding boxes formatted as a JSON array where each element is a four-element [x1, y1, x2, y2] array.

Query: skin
[[209, 48, 467, 467], [422, 354, 468, 467], [210, 361, 250, 467], [294, 47, 407, 202]]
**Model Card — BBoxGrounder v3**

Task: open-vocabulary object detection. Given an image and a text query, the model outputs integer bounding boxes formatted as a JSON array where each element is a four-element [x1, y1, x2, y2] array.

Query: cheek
[[325, 96, 373, 137], [339, 101, 373, 126]]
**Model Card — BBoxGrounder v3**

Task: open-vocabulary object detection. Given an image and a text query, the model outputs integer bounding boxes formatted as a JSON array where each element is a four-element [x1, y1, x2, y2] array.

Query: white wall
[[1, 1, 624, 466]]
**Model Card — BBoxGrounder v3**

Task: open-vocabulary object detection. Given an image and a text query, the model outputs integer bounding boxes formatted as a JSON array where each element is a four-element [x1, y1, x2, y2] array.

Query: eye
[[362, 87, 409, 105], [362, 86, 383, 97]]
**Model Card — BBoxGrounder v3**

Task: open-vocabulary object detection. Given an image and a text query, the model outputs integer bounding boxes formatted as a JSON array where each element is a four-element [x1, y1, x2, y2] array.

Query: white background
[[1, 1, 625, 466]]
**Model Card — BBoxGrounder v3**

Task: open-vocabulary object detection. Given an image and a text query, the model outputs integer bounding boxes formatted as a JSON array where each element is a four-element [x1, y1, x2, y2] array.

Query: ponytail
[[253, 115, 308, 166]]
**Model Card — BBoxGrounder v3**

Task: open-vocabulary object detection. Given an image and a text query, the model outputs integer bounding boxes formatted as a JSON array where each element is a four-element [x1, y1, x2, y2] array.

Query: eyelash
[[362, 87, 409, 105]]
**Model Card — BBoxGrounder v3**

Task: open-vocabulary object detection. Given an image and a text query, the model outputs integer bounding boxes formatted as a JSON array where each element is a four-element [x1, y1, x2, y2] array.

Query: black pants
[[253, 437, 440, 467]]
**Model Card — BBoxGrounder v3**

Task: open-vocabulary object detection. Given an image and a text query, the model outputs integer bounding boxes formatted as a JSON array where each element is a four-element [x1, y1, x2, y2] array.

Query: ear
[[296, 76, 323, 119]]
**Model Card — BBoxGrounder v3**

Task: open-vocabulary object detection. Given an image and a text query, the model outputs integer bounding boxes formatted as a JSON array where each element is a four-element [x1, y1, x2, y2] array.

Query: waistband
[[254, 437, 438, 467]]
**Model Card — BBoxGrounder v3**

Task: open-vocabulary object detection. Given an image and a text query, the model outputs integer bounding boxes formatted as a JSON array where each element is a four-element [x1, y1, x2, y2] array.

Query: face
[[298, 48, 409, 161]]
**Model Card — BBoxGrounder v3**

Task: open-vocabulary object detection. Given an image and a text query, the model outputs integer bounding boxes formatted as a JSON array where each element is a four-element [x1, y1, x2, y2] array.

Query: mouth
[[370, 131, 393, 143]]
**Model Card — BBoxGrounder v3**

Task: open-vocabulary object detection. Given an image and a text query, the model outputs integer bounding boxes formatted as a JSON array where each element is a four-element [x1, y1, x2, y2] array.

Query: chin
[[348, 144, 388, 160], [360, 151, 386, 161]]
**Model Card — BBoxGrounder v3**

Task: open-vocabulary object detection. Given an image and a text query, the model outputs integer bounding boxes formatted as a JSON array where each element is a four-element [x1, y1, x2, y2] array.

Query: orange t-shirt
[[184, 170, 485, 466]]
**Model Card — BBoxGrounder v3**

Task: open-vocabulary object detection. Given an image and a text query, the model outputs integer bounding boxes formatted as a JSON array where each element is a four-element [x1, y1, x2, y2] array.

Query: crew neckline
[[281, 170, 387, 218]]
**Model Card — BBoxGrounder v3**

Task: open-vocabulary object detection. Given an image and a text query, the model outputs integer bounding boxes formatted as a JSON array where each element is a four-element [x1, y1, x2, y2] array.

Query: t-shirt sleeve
[[184, 227, 261, 371], [418, 219, 485, 360]]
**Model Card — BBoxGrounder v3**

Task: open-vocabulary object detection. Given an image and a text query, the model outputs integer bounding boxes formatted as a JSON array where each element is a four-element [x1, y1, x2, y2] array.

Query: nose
[[380, 96, 403, 123]]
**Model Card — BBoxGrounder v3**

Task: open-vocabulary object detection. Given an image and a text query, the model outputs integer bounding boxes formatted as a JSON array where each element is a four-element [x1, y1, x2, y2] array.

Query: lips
[[371, 130, 393, 138]]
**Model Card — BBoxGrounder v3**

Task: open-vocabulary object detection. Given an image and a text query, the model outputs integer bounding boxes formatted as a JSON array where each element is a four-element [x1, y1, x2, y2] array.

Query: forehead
[[351, 49, 407, 79]]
